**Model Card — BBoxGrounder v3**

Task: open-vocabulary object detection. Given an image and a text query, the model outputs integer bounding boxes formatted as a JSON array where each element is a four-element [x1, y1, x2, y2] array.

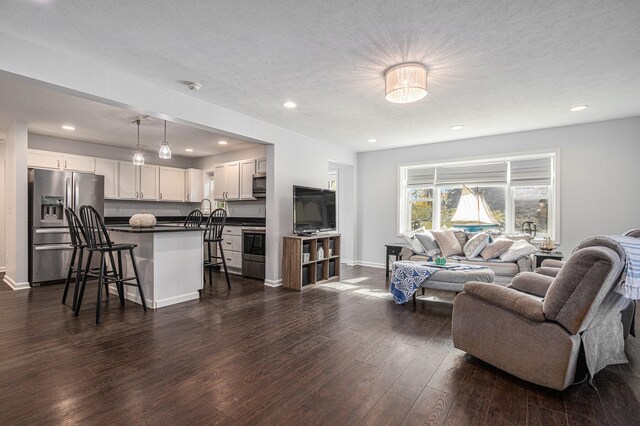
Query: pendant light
[[132, 119, 145, 165], [159, 120, 172, 159]]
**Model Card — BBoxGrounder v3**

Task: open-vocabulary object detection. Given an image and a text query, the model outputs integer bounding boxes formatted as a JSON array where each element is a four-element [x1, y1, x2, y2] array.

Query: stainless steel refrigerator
[[28, 169, 104, 285]]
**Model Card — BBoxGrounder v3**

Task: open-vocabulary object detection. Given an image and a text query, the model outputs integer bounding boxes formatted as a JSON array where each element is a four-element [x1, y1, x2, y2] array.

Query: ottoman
[[414, 267, 495, 307]]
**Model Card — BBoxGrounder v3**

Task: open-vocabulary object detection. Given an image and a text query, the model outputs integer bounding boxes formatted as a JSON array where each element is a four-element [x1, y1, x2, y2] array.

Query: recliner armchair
[[452, 241, 627, 390]]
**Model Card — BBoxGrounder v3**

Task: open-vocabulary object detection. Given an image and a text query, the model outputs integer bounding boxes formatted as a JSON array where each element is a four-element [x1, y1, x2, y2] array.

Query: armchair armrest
[[463, 282, 546, 322], [541, 259, 565, 268], [511, 272, 554, 297], [535, 266, 561, 278]]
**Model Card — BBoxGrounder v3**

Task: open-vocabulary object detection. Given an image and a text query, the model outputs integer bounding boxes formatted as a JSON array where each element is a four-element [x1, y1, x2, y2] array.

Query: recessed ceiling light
[[570, 105, 588, 112], [185, 148, 194, 152], [450, 125, 464, 130], [218, 140, 228, 145], [282, 101, 297, 108], [62, 125, 75, 131], [367, 138, 377, 143]]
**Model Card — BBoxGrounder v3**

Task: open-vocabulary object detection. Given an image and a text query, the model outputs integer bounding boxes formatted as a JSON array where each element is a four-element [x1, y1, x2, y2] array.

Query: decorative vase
[[317, 246, 324, 260]]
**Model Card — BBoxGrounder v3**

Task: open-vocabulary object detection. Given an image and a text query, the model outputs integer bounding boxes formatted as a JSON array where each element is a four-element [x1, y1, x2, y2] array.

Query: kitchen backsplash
[[226, 200, 266, 218], [105, 200, 200, 217]]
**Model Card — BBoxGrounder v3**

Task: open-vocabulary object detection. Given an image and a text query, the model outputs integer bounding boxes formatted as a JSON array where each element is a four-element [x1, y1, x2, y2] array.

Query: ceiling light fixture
[[385, 63, 428, 104], [158, 120, 172, 159], [570, 105, 588, 112], [132, 120, 144, 166], [218, 140, 228, 145], [367, 138, 377, 143], [62, 125, 75, 131], [185, 148, 194, 152], [450, 125, 464, 130], [283, 101, 297, 108], [185, 81, 201, 91]]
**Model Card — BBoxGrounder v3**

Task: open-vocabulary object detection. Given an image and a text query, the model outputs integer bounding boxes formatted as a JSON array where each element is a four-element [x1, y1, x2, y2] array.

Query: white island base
[[109, 227, 204, 309]]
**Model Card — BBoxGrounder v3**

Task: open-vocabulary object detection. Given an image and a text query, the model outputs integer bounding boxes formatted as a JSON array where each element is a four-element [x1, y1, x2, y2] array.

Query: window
[[408, 187, 433, 230], [440, 186, 506, 231], [398, 153, 557, 240], [512, 186, 551, 237]]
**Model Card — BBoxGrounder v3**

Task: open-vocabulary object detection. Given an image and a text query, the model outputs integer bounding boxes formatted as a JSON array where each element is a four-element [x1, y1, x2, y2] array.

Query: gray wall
[[29, 133, 195, 169], [356, 116, 640, 266]]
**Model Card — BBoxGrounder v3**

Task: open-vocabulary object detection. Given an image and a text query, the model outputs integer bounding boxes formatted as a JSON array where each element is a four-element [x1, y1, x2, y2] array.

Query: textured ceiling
[[1, 0, 640, 152], [0, 75, 260, 157]]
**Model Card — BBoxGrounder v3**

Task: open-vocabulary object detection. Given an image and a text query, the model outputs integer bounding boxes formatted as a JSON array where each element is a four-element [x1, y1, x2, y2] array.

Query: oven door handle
[[34, 244, 73, 251]]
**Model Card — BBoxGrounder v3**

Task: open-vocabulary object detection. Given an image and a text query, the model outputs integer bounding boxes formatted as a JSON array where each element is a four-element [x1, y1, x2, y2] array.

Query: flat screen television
[[293, 185, 336, 235]]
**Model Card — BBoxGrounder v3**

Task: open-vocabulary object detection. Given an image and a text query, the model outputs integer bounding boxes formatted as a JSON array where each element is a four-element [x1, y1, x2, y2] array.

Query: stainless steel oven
[[242, 227, 265, 280], [252, 173, 266, 198]]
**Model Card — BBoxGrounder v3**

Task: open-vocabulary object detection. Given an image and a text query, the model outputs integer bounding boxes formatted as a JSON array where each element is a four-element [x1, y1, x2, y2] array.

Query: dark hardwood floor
[[1, 266, 640, 425]]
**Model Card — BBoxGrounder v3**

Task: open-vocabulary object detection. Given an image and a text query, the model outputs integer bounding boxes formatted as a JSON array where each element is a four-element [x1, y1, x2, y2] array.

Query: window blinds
[[436, 162, 508, 185], [510, 157, 552, 185], [406, 167, 435, 187]]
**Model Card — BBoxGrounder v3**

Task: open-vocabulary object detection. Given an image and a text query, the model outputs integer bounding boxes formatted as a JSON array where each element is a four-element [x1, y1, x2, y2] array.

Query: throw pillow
[[453, 230, 468, 248], [480, 239, 514, 260], [401, 227, 427, 254], [431, 230, 464, 257], [499, 239, 538, 262], [415, 231, 442, 257], [463, 233, 490, 259]]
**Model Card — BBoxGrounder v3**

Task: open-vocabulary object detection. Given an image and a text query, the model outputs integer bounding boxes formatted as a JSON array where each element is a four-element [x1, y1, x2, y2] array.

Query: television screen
[[293, 185, 336, 234]]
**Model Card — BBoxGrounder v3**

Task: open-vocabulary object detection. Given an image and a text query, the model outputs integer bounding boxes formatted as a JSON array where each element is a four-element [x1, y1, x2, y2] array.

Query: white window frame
[[397, 151, 559, 243], [405, 185, 435, 230]]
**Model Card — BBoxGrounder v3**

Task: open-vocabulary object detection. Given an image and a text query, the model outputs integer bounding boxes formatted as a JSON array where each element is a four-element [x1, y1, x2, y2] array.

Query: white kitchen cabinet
[[213, 164, 227, 200], [118, 161, 139, 199], [27, 149, 62, 170], [184, 168, 203, 202], [225, 161, 240, 200], [62, 154, 94, 172], [240, 159, 256, 200], [94, 158, 119, 199], [256, 157, 267, 174], [139, 165, 160, 200], [159, 167, 185, 201], [221, 226, 242, 269]]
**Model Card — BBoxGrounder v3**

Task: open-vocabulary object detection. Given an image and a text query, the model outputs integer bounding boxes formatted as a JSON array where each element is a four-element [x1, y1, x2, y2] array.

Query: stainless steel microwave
[[252, 173, 266, 197]]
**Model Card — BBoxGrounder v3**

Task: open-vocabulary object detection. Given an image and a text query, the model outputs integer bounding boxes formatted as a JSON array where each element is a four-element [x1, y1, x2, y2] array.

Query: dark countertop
[[105, 216, 266, 227], [108, 225, 205, 233]]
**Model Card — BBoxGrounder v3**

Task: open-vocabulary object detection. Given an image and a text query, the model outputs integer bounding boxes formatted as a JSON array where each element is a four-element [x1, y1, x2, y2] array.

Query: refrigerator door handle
[[64, 175, 72, 216]]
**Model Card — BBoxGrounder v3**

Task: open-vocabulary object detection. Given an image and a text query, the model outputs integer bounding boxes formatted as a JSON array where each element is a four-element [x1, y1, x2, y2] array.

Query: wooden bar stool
[[203, 208, 231, 289], [62, 207, 112, 311], [184, 209, 203, 228], [76, 205, 147, 324]]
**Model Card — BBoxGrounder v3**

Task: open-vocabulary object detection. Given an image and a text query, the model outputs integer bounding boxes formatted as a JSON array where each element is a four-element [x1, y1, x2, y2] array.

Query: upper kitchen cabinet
[[62, 154, 94, 172], [240, 159, 256, 200], [27, 149, 61, 170], [256, 157, 267, 174], [159, 167, 185, 202], [139, 165, 160, 201], [118, 161, 139, 200], [185, 168, 203, 202], [117, 162, 159, 201], [214, 160, 261, 201], [213, 161, 240, 201], [94, 158, 119, 199], [27, 149, 94, 172]]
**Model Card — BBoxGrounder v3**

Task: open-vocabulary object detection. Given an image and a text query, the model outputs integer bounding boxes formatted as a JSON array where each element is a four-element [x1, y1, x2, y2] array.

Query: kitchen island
[[108, 225, 204, 309]]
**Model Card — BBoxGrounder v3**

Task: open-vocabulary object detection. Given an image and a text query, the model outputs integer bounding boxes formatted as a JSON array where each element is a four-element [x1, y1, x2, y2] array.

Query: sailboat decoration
[[451, 185, 500, 232]]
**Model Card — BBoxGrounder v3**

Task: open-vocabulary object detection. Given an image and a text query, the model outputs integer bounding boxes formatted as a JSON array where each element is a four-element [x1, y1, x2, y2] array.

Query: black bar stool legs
[[217, 241, 231, 290]]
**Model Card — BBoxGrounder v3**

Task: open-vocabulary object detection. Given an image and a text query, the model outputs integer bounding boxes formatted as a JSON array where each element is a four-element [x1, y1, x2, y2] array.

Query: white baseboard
[[264, 279, 282, 287], [108, 288, 199, 309], [341, 259, 356, 266], [3, 275, 30, 290], [0, 266, 6, 273], [354, 261, 386, 269]]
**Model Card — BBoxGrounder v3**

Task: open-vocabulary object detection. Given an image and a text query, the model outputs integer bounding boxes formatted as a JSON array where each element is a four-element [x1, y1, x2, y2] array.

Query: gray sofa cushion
[[414, 231, 441, 257], [432, 230, 464, 257]]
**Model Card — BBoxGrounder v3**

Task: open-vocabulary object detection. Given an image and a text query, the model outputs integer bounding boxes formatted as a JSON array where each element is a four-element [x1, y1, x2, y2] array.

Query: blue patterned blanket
[[607, 235, 640, 300], [389, 261, 489, 304]]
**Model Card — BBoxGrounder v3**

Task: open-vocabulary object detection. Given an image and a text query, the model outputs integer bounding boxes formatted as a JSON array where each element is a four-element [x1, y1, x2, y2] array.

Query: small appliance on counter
[[28, 168, 104, 286]]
